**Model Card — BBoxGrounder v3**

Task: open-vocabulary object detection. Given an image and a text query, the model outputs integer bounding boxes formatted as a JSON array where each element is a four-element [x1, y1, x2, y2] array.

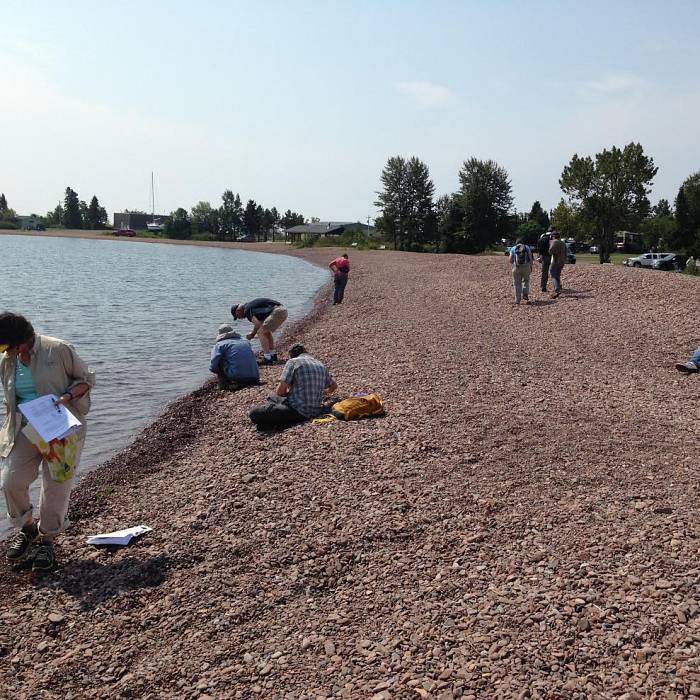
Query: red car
[[114, 228, 136, 237]]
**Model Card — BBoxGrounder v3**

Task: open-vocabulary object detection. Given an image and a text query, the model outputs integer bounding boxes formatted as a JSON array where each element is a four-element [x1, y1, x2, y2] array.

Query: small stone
[[324, 640, 336, 656], [301, 637, 312, 650], [37, 641, 51, 652], [242, 473, 256, 484], [48, 613, 64, 624], [577, 618, 591, 632]]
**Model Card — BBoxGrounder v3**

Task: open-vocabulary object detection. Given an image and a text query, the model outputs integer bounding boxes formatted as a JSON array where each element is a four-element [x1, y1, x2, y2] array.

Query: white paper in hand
[[17, 394, 82, 442], [86, 525, 153, 546]]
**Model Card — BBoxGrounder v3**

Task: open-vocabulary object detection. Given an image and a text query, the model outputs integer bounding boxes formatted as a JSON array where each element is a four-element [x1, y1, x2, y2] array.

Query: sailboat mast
[[151, 172, 155, 219]]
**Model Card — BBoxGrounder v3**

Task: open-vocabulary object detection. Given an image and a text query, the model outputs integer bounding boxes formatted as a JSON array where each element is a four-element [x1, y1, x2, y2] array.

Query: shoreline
[[1, 243, 699, 697]]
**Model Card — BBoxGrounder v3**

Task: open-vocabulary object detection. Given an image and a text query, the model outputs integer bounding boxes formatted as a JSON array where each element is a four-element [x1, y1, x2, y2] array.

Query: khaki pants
[[2, 429, 84, 538], [261, 305, 288, 333], [512, 264, 530, 303]]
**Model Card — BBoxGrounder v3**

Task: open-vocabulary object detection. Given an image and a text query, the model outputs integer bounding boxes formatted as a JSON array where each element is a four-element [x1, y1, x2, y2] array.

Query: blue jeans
[[550, 263, 563, 293], [333, 275, 348, 304], [691, 346, 700, 366]]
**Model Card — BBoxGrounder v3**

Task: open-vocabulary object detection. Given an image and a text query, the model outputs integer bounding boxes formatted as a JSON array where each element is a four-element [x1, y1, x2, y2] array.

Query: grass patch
[[576, 253, 629, 265]]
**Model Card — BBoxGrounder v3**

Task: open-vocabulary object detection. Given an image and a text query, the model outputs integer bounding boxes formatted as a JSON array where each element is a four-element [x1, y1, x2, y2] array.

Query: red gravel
[[1, 249, 699, 699]]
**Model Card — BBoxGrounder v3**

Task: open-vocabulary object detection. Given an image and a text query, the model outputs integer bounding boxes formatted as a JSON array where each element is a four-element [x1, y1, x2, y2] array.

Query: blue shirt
[[509, 244, 532, 265], [210, 335, 259, 381], [15, 361, 39, 405]]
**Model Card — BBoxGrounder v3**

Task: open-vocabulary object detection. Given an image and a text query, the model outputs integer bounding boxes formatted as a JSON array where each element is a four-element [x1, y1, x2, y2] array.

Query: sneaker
[[523, 293, 529, 302], [675, 361, 699, 373], [550, 291, 560, 299], [32, 541, 56, 572], [6, 523, 39, 561]]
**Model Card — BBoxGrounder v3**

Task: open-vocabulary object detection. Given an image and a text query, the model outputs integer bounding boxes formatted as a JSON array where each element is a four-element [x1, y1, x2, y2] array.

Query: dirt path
[[1, 244, 699, 699]]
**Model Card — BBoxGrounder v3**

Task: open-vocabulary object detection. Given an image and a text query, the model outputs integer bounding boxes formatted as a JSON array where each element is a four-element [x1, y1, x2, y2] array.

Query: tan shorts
[[261, 305, 288, 333]]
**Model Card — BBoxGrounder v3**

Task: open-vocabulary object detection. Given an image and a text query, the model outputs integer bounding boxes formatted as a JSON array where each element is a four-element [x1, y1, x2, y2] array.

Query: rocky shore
[[1, 245, 700, 699]]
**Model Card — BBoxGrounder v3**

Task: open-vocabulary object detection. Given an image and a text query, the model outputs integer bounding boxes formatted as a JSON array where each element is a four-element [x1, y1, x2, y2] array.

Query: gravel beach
[[1, 245, 699, 699]]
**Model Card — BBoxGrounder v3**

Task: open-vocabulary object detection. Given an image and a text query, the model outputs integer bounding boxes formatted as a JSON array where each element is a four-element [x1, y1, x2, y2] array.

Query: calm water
[[0, 235, 328, 534]]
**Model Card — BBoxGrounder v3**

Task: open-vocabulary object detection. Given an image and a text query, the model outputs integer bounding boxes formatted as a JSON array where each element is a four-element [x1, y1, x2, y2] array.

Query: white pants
[[2, 430, 84, 538]]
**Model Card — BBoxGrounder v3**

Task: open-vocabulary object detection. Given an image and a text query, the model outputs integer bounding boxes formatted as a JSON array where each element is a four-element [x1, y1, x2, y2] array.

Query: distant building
[[285, 221, 370, 243], [113, 212, 170, 230], [16, 215, 45, 230]]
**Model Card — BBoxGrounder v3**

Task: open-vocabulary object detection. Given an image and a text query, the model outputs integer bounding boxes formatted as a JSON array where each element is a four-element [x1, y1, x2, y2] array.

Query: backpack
[[515, 244, 528, 265], [331, 393, 384, 421], [537, 235, 551, 257]]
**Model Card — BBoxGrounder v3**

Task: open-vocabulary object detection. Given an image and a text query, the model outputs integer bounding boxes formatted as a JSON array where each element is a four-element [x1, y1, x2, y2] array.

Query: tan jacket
[[0, 335, 96, 458], [549, 238, 567, 266]]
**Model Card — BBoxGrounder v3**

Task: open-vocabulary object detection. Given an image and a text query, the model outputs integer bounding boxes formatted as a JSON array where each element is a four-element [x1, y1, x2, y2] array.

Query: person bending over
[[329, 253, 350, 305], [675, 346, 700, 374], [231, 298, 288, 364], [0, 312, 95, 572], [249, 343, 337, 430], [209, 324, 259, 389]]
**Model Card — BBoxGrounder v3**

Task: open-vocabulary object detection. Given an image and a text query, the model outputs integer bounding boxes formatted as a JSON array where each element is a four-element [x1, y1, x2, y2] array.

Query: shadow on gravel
[[35, 554, 170, 611]]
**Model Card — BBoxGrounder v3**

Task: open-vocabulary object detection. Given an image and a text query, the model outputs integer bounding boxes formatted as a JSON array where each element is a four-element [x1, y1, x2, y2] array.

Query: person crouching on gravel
[[249, 343, 337, 430], [0, 312, 95, 572], [675, 346, 700, 374], [209, 324, 259, 389], [509, 239, 533, 305], [231, 298, 288, 364]]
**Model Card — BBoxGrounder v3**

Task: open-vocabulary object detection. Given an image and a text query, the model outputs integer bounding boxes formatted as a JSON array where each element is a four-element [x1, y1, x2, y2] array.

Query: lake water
[[0, 235, 329, 535]]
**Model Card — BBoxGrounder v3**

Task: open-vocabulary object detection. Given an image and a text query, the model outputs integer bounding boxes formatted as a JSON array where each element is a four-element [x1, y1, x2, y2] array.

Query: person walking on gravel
[[209, 324, 259, 389], [508, 239, 533, 305], [231, 298, 288, 364], [0, 312, 95, 572], [537, 228, 553, 293], [329, 253, 350, 305], [675, 346, 700, 373], [549, 230, 567, 298], [249, 343, 337, 430]]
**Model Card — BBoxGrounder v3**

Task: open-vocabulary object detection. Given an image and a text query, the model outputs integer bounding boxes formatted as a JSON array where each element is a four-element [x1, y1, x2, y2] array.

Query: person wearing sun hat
[[0, 311, 95, 572], [209, 323, 259, 389]]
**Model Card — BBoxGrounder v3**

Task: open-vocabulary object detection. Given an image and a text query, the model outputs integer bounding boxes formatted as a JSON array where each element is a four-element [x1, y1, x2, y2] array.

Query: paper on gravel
[[18, 394, 82, 442], [86, 525, 152, 546]]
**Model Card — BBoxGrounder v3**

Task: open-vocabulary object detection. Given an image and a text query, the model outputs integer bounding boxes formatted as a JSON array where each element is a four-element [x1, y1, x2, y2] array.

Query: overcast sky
[[2, 0, 699, 222]]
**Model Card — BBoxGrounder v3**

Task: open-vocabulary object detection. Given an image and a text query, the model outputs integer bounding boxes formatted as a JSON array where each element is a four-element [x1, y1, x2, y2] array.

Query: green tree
[[218, 190, 243, 241], [374, 155, 435, 251], [46, 203, 64, 226], [0, 193, 7, 212], [86, 195, 107, 229], [454, 158, 513, 253], [654, 198, 672, 217], [243, 199, 262, 238], [164, 208, 192, 239], [639, 214, 677, 251], [559, 143, 657, 263], [64, 187, 82, 229], [673, 173, 700, 255], [280, 209, 304, 229], [191, 201, 219, 239], [528, 200, 550, 230]]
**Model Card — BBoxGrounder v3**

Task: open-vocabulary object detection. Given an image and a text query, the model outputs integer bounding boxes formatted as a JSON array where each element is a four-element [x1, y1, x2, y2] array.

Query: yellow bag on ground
[[331, 393, 384, 421]]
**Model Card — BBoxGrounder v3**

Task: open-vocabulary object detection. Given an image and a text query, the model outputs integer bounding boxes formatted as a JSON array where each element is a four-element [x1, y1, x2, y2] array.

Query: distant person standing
[[231, 298, 288, 364], [537, 228, 553, 293], [508, 239, 533, 305], [329, 253, 350, 305], [549, 231, 567, 299]]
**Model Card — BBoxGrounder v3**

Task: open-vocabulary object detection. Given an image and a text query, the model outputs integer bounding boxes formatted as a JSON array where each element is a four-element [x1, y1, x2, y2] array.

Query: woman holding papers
[[0, 312, 95, 572]]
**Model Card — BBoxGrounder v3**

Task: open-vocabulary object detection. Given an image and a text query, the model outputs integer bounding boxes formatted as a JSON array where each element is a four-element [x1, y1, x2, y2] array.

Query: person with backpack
[[537, 229, 553, 293], [329, 253, 350, 305], [508, 238, 533, 305]]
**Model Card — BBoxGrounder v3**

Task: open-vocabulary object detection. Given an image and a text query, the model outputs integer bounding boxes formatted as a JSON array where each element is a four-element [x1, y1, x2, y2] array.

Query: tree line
[[163, 191, 305, 241], [374, 145, 700, 262]]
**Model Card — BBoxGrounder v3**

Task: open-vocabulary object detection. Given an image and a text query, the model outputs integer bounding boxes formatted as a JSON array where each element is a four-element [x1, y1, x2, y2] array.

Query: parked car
[[236, 234, 256, 242], [652, 254, 685, 271], [589, 245, 599, 254], [566, 244, 576, 264], [114, 228, 136, 237], [623, 252, 672, 268]]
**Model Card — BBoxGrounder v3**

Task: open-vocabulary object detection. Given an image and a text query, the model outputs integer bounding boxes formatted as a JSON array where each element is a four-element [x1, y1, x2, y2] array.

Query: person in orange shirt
[[329, 253, 350, 305]]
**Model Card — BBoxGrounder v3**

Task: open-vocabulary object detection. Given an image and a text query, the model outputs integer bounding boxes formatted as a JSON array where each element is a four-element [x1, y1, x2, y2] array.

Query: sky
[[1, 0, 699, 222]]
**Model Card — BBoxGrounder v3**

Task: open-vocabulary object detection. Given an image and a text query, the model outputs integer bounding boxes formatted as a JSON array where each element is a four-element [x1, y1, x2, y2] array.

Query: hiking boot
[[6, 523, 39, 561], [550, 291, 560, 299], [32, 541, 56, 572], [675, 361, 699, 373]]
